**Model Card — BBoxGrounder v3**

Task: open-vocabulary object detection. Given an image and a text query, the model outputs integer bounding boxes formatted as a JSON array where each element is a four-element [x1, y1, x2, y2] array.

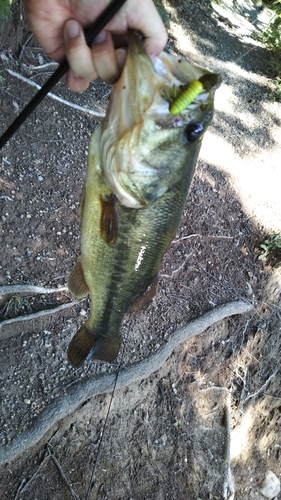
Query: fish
[[67, 32, 221, 368]]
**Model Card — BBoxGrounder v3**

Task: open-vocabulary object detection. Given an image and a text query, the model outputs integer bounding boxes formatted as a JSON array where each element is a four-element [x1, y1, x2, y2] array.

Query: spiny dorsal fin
[[68, 257, 90, 298]]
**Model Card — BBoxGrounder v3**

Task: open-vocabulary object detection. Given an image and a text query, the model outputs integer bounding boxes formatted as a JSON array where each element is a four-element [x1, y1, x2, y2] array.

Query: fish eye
[[185, 122, 204, 142]]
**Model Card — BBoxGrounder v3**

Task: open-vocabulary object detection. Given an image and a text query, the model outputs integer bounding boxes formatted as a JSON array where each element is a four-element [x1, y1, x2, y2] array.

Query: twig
[[32, 62, 59, 70], [198, 386, 231, 393], [244, 372, 277, 402], [14, 479, 27, 500], [13, 451, 50, 500], [0, 195, 13, 201], [238, 366, 249, 410], [223, 392, 235, 500], [0, 300, 253, 466], [160, 252, 192, 279], [172, 233, 234, 243], [49, 448, 80, 500], [6, 70, 105, 118], [18, 33, 33, 60]]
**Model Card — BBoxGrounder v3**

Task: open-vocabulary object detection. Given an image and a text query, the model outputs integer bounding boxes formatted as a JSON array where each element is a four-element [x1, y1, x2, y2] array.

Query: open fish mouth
[[99, 33, 221, 209]]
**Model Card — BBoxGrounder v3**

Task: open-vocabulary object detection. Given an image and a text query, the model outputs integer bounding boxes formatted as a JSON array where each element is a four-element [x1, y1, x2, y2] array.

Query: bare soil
[[0, 0, 281, 499]]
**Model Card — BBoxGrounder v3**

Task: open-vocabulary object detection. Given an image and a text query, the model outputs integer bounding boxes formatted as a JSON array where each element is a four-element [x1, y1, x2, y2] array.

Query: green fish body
[[67, 34, 220, 367]]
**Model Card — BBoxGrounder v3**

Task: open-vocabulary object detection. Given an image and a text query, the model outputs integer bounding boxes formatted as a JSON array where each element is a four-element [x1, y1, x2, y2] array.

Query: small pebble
[[260, 470, 280, 499]]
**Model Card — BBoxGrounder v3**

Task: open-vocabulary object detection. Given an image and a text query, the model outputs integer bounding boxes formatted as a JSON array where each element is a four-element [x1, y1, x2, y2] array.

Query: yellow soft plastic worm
[[170, 80, 204, 115]]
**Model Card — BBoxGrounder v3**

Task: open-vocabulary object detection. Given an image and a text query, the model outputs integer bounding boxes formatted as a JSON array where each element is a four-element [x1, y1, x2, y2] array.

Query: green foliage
[[262, 0, 281, 15], [0, 0, 11, 19], [259, 234, 281, 260], [254, 2, 281, 87], [267, 76, 281, 99], [258, 0, 281, 71], [260, 15, 281, 51]]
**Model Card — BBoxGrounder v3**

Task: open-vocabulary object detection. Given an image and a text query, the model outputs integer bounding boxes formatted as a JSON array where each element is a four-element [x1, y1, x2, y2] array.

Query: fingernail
[[94, 30, 106, 44], [149, 54, 157, 65], [65, 20, 81, 39]]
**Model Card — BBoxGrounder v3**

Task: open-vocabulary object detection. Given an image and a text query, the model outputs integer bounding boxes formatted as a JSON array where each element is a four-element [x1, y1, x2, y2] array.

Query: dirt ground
[[0, 0, 281, 499]]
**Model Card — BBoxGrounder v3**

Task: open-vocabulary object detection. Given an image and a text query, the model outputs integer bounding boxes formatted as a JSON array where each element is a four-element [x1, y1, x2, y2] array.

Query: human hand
[[23, 0, 167, 91]]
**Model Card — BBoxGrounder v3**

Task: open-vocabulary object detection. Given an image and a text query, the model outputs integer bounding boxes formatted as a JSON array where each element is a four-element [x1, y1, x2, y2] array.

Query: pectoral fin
[[100, 194, 118, 245], [68, 323, 121, 367], [68, 257, 90, 298]]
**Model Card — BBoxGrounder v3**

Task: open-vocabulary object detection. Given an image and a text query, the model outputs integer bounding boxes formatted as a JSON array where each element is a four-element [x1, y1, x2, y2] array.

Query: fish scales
[[67, 33, 221, 367]]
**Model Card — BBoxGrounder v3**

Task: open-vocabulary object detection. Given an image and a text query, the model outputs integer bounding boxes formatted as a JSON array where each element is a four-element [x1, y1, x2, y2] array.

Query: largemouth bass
[[67, 33, 220, 367]]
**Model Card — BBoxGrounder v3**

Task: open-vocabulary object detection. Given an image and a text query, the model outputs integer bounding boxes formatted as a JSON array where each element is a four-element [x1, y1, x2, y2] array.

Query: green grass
[[2, 295, 33, 319]]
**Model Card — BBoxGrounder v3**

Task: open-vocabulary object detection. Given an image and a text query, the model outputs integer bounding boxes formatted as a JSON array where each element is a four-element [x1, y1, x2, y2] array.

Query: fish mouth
[[99, 33, 221, 209]]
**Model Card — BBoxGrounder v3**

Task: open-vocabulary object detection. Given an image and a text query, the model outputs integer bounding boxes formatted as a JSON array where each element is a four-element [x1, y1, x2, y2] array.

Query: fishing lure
[[170, 80, 204, 115]]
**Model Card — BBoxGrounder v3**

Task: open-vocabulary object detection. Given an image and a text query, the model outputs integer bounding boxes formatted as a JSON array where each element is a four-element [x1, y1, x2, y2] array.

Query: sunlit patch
[[230, 409, 254, 461]]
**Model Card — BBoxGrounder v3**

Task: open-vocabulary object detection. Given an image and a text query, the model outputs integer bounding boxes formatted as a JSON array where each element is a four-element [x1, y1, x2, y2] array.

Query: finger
[[90, 31, 120, 84], [127, 0, 167, 59], [116, 48, 127, 73], [64, 19, 98, 82], [65, 70, 90, 93]]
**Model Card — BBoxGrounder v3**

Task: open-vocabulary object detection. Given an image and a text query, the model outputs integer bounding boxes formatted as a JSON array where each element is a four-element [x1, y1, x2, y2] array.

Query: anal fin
[[68, 257, 90, 298]]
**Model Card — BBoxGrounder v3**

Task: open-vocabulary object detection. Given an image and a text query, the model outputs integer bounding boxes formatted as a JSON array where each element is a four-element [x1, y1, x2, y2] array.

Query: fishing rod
[[0, 0, 128, 151]]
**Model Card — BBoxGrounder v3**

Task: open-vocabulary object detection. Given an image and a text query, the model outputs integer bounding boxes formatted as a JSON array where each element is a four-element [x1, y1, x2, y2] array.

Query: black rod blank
[[0, 0, 127, 151]]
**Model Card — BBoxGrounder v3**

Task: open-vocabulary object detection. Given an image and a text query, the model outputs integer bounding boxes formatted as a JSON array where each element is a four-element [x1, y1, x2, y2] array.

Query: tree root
[[0, 300, 253, 466], [0, 302, 80, 340], [0, 284, 68, 298], [223, 392, 235, 500]]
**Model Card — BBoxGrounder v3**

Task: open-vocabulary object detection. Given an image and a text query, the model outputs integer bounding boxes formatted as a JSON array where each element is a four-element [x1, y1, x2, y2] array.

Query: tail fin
[[67, 323, 121, 368]]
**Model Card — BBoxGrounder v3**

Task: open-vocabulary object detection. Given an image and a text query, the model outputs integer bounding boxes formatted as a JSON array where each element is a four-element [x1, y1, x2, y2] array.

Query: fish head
[[99, 33, 221, 208]]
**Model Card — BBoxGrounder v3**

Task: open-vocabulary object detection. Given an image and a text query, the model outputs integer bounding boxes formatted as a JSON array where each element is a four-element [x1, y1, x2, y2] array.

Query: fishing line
[[84, 346, 125, 500]]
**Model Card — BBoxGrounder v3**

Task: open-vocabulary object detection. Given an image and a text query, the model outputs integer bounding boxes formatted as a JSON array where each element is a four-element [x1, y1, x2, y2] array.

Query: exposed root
[[0, 302, 79, 340], [0, 300, 253, 466], [0, 284, 68, 297]]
